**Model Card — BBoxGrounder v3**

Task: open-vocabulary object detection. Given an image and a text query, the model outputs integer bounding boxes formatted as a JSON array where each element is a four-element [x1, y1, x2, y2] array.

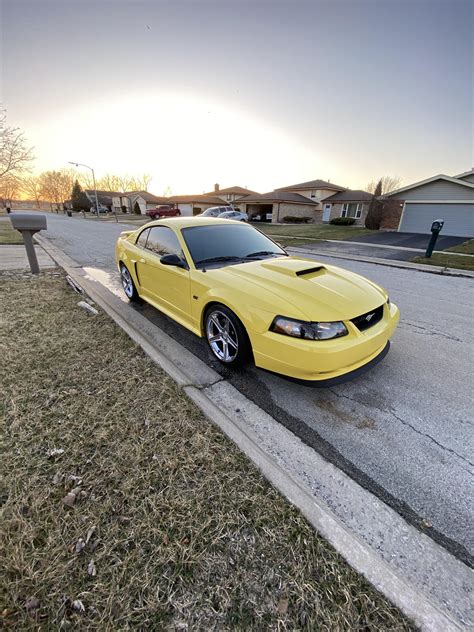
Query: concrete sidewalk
[[0, 244, 56, 271]]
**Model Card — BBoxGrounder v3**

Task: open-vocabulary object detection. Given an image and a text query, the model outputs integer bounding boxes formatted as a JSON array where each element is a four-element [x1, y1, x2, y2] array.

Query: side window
[[146, 226, 183, 257], [136, 228, 150, 248]]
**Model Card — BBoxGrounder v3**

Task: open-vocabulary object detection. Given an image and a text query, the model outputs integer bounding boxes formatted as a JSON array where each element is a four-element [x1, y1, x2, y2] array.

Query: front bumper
[[251, 302, 399, 382]]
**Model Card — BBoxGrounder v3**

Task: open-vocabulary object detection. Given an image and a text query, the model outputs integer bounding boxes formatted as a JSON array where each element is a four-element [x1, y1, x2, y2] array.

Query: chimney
[[214, 183, 219, 192]]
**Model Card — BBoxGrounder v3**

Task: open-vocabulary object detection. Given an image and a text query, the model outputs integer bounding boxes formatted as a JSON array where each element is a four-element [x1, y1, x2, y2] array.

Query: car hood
[[214, 256, 387, 321]]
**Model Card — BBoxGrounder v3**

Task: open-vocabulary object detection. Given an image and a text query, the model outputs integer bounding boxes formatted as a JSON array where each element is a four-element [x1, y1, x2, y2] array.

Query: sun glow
[[28, 92, 332, 195]]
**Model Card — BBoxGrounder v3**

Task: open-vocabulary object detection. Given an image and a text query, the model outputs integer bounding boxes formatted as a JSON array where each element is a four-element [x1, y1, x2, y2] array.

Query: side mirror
[[160, 253, 187, 269]]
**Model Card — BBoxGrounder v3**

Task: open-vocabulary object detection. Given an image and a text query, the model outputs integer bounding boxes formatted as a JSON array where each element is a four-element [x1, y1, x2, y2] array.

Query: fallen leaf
[[47, 448, 65, 460], [25, 597, 40, 611], [85, 525, 96, 544], [277, 597, 289, 615], [87, 560, 96, 576], [422, 519, 433, 528], [52, 471, 63, 485], [62, 492, 77, 507], [71, 600, 85, 614], [75, 539, 85, 554]]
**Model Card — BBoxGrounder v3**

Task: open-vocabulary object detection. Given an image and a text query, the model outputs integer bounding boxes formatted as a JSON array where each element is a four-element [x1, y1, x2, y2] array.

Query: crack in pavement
[[399, 319, 464, 343], [328, 389, 473, 470]]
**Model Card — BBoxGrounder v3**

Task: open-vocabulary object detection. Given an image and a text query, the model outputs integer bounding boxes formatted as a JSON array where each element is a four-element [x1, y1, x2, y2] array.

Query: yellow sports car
[[115, 217, 399, 384]]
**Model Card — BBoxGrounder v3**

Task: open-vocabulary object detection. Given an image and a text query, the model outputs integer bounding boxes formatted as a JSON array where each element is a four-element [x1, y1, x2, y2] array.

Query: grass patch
[[412, 253, 474, 271], [444, 239, 474, 255], [0, 220, 23, 244], [0, 271, 416, 630], [258, 223, 377, 241]]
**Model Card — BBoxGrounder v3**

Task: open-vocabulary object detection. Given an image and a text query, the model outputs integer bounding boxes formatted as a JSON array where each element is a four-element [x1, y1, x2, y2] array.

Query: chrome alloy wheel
[[206, 310, 239, 362], [120, 265, 134, 298]]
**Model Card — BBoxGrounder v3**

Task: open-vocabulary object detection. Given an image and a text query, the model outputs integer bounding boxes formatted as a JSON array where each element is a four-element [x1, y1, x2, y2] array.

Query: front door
[[323, 204, 332, 223], [136, 225, 192, 327]]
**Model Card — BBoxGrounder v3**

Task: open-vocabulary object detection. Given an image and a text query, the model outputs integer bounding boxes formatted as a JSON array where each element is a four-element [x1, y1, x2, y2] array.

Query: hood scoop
[[258, 259, 327, 277], [295, 266, 326, 276]]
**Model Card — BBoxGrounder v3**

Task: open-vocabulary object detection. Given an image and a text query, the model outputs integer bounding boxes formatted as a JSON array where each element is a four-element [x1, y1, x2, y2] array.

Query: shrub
[[282, 216, 312, 224], [330, 217, 356, 225]]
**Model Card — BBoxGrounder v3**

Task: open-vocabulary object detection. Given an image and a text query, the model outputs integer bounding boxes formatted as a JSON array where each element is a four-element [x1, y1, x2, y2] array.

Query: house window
[[341, 203, 362, 219], [310, 190, 316, 198], [226, 194, 232, 201]]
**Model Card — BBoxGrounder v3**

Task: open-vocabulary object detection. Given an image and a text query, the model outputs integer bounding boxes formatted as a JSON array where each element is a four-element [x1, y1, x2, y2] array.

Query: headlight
[[270, 316, 348, 340]]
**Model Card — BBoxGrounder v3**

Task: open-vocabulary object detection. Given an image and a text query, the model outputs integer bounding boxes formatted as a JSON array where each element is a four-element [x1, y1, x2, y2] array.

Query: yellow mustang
[[115, 217, 399, 384]]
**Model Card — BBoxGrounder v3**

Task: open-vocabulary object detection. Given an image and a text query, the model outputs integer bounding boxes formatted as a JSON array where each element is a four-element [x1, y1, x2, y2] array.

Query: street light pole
[[68, 161, 100, 219]]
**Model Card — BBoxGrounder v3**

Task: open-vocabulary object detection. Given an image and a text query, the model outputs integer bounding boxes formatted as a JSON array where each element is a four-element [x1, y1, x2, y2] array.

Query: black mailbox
[[9, 212, 48, 274], [425, 218, 444, 258]]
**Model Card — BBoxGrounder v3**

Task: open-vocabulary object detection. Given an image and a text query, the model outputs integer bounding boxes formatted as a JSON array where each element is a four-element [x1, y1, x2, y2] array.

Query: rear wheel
[[120, 263, 140, 302], [204, 305, 251, 367]]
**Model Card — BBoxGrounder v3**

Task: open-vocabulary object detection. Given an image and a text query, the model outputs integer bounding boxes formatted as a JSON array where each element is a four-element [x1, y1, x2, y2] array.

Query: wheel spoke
[[210, 315, 224, 334], [209, 334, 222, 343], [222, 340, 229, 360], [227, 337, 238, 350]]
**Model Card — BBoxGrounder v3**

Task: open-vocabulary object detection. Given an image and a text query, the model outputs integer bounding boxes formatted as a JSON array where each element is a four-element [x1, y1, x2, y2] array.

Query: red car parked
[[146, 205, 181, 219]]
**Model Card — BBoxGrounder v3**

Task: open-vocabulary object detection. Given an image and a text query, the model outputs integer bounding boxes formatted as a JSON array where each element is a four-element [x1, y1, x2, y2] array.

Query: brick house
[[320, 189, 374, 225]]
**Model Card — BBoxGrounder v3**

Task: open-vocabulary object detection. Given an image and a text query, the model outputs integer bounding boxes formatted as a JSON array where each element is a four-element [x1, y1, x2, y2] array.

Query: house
[[167, 194, 228, 216], [237, 178, 348, 222], [320, 189, 374, 225], [235, 190, 319, 222], [382, 170, 474, 237], [112, 191, 169, 214], [204, 184, 259, 204], [84, 190, 122, 210]]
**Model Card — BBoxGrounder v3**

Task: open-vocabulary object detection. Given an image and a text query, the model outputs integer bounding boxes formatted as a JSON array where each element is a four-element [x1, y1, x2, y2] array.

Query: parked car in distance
[[198, 206, 235, 217], [90, 204, 108, 214], [147, 205, 181, 219], [115, 217, 400, 384], [219, 210, 248, 222]]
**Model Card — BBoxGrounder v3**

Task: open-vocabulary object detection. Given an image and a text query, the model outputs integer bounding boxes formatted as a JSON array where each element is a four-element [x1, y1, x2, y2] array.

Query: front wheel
[[204, 305, 252, 366], [120, 263, 140, 302]]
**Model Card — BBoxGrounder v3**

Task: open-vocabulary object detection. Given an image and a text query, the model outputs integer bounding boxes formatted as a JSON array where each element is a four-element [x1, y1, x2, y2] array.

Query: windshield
[[182, 224, 286, 267]]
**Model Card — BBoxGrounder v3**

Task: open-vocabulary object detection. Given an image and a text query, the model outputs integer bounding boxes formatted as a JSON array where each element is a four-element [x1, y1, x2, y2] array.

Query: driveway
[[36, 212, 474, 566], [350, 231, 468, 250]]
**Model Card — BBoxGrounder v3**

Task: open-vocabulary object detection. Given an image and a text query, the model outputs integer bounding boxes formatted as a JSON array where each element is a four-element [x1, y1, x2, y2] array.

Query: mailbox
[[10, 212, 47, 232], [430, 219, 444, 234], [9, 212, 48, 274], [425, 218, 444, 258]]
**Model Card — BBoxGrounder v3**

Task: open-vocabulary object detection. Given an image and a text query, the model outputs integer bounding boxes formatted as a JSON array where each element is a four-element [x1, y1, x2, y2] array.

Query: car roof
[[142, 217, 250, 230]]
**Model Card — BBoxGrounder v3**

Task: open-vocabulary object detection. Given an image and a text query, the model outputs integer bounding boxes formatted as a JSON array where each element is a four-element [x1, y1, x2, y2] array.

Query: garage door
[[399, 203, 474, 237]]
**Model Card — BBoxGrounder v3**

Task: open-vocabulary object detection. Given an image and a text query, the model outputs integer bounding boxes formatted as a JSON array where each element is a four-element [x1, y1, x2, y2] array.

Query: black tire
[[204, 305, 252, 367], [120, 263, 141, 302]]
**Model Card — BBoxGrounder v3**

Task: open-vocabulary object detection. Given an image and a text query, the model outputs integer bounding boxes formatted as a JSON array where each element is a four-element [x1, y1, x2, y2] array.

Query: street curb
[[35, 233, 472, 631], [287, 246, 474, 278]]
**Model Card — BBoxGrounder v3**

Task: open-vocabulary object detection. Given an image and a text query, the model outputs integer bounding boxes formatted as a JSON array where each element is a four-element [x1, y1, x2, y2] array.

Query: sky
[[1, 0, 472, 195]]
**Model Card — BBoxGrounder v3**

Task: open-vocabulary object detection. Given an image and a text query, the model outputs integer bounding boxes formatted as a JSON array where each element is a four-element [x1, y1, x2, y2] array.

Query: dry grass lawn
[[0, 220, 23, 244], [412, 252, 474, 271], [1, 271, 416, 630]]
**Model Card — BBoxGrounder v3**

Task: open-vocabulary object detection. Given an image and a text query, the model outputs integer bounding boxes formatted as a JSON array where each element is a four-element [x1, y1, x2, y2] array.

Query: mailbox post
[[10, 213, 47, 274], [425, 219, 444, 258]]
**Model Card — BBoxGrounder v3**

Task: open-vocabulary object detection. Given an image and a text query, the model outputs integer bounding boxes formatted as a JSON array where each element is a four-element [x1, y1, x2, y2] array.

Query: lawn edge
[[33, 233, 470, 632]]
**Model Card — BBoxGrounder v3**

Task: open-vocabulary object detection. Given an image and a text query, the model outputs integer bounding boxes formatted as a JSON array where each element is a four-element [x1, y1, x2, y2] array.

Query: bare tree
[[21, 175, 42, 208], [95, 173, 152, 193], [39, 169, 75, 209], [366, 175, 401, 195], [0, 175, 20, 206], [0, 107, 34, 181]]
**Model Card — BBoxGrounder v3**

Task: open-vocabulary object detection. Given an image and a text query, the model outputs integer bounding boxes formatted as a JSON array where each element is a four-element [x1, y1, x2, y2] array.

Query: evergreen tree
[[133, 200, 142, 215], [71, 179, 90, 212], [365, 179, 383, 229]]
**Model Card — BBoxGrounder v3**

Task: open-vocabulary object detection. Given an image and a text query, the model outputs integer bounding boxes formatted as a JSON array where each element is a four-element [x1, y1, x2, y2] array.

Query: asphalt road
[[36, 213, 474, 564]]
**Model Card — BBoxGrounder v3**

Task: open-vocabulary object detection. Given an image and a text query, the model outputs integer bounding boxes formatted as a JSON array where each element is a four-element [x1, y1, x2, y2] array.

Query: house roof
[[384, 174, 474, 197], [204, 185, 260, 196], [275, 179, 346, 192], [238, 191, 319, 205], [125, 191, 170, 203], [167, 194, 225, 205], [453, 169, 474, 180], [323, 189, 373, 202]]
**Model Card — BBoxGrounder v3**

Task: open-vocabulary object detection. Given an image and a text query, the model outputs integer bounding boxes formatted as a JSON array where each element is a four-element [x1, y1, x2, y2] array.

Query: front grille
[[351, 304, 384, 332]]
